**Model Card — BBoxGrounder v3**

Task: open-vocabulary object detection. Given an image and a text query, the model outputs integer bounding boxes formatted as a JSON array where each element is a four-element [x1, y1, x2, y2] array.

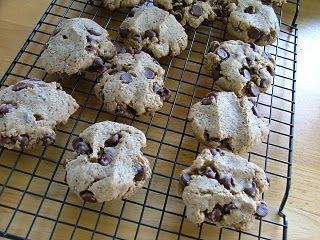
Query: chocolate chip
[[248, 27, 261, 40], [204, 166, 216, 179], [244, 182, 257, 197], [128, 6, 139, 17], [51, 28, 60, 36], [18, 135, 29, 148], [0, 136, 11, 145], [116, 44, 126, 53], [260, 78, 271, 88], [153, 83, 171, 101], [216, 48, 229, 60], [133, 164, 145, 181], [210, 207, 223, 222], [116, 105, 135, 118], [88, 29, 102, 36], [172, 10, 183, 21], [256, 203, 268, 217], [248, 83, 260, 97], [210, 148, 221, 156], [223, 203, 237, 214], [241, 68, 251, 80], [249, 42, 256, 50], [201, 97, 212, 105], [261, 0, 271, 5], [42, 134, 56, 145], [119, 27, 130, 38], [190, 5, 203, 17], [0, 103, 16, 116], [93, 57, 105, 69], [86, 35, 93, 43], [252, 106, 261, 117], [244, 6, 255, 14], [181, 173, 191, 186], [99, 150, 113, 166], [80, 190, 97, 203], [133, 34, 142, 43], [12, 81, 31, 91], [120, 72, 133, 83], [105, 134, 120, 147], [144, 30, 157, 39], [266, 66, 274, 76], [72, 139, 92, 155], [144, 68, 155, 79], [207, 91, 218, 98], [85, 45, 95, 52], [220, 175, 233, 189], [208, 41, 220, 53]]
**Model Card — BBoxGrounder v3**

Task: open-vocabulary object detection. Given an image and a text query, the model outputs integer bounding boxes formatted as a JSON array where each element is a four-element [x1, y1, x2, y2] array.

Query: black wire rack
[[0, 0, 298, 239]]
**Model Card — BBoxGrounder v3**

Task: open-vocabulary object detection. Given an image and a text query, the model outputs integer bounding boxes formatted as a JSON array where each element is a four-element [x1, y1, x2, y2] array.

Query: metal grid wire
[[0, 0, 298, 239]]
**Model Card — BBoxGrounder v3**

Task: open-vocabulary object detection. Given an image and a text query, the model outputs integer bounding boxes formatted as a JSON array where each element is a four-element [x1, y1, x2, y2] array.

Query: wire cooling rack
[[0, 0, 298, 239]]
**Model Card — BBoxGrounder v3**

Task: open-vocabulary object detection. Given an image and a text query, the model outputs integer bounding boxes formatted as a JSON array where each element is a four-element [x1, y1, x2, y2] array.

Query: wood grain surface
[[0, 0, 319, 240]]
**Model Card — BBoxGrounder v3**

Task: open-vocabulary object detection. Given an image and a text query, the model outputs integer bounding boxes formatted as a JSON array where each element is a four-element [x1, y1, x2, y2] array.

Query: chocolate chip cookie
[[223, 0, 280, 46], [188, 91, 269, 154], [180, 148, 269, 230], [119, 6, 188, 58], [39, 18, 116, 76], [89, 0, 145, 10], [154, 0, 221, 28], [94, 51, 171, 117], [64, 121, 151, 203], [0, 79, 79, 150], [204, 40, 275, 97]]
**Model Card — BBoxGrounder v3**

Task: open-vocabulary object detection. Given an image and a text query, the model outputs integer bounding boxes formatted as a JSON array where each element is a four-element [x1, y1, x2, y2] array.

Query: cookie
[[223, 0, 280, 46], [39, 18, 116, 76], [188, 91, 269, 154], [0, 79, 79, 150], [89, 0, 145, 10], [94, 51, 170, 117], [64, 121, 151, 203], [119, 6, 188, 58], [155, 0, 221, 28], [204, 40, 276, 97], [180, 148, 269, 230], [261, 0, 287, 7]]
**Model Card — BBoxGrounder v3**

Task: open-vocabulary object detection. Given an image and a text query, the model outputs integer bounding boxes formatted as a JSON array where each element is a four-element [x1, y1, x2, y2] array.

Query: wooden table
[[0, 0, 319, 239]]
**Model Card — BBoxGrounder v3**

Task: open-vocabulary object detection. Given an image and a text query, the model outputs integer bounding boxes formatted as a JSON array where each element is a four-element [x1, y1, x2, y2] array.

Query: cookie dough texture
[[38, 18, 116, 75], [154, 0, 221, 28], [0, 79, 79, 150], [65, 121, 151, 203], [119, 6, 188, 58], [181, 148, 269, 230], [188, 92, 269, 154], [91, 0, 145, 10], [95, 51, 171, 117], [223, 0, 280, 45], [204, 40, 276, 97]]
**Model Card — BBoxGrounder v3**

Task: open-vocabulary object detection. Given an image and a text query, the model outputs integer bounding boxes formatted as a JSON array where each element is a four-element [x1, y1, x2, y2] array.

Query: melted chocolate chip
[[261, 0, 272, 5], [0, 103, 17, 116], [256, 203, 268, 217], [93, 57, 105, 70], [144, 30, 157, 39], [172, 10, 183, 21], [244, 182, 257, 197], [144, 68, 155, 79], [223, 203, 237, 214], [249, 42, 256, 50], [241, 68, 252, 80], [266, 66, 274, 76], [220, 175, 233, 189], [85, 46, 95, 52], [201, 97, 212, 105], [181, 173, 191, 186], [210, 206, 223, 222], [18, 135, 29, 148], [210, 148, 221, 156], [119, 27, 130, 38], [42, 134, 56, 145], [190, 5, 203, 17], [72, 139, 92, 155], [252, 105, 261, 117], [244, 6, 255, 14], [133, 34, 142, 43], [120, 72, 133, 83], [116, 105, 135, 118], [204, 166, 216, 179], [248, 27, 261, 40], [87, 29, 102, 36], [248, 83, 260, 97], [216, 48, 229, 60], [12, 82, 32, 91], [133, 164, 145, 181], [105, 134, 120, 147], [80, 190, 97, 203], [99, 150, 113, 166], [153, 83, 171, 101]]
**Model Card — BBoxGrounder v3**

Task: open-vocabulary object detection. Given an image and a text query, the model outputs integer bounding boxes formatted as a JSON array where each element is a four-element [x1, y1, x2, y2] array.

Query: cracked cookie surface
[[204, 40, 275, 97], [94, 51, 171, 117], [0, 79, 79, 150], [154, 0, 221, 28], [188, 91, 269, 154], [65, 121, 151, 203], [119, 6, 188, 58], [223, 0, 280, 46], [181, 148, 269, 230], [39, 18, 116, 75]]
